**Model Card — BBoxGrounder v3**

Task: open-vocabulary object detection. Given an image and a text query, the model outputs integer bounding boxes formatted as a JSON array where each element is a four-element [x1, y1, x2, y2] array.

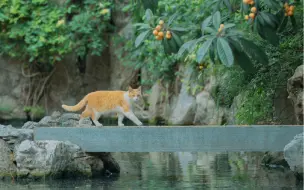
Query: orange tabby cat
[[62, 86, 143, 127]]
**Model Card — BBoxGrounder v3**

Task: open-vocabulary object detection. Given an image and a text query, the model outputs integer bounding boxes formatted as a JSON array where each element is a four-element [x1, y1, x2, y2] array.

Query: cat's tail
[[62, 96, 88, 112]]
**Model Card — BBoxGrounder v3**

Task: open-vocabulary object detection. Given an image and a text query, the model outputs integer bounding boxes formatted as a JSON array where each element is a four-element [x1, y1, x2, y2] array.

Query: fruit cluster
[[153, 20, 172, 40], [218, 24, 225, 33], [284, 3, 295, 16], [244, 6, 257, 20]]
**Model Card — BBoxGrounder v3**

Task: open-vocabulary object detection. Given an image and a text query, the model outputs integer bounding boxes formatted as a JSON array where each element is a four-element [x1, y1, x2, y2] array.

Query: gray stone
[[261, 152, 289, 168], [227, 93, 246, 125], [169, 68, 196, 125], [287, 65, 304, 125], [148, 81, 171, 122], [37, 112, 92, 127], [0, 124, 33, 150], [14, 140, 104, 178], [284, 133, 303, 178], [194, 91, 225, 125], [0, 139, 16, 178], [22, 121, 38, 129]]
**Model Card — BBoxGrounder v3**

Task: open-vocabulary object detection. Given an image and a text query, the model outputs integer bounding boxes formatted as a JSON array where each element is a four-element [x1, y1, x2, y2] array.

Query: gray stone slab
[[34, 126, 304, 152]]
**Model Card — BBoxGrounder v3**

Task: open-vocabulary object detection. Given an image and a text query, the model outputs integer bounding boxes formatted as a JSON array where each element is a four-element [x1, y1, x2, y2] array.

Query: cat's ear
[[128, 86, 133, 91], [137, 86, 142, 91]]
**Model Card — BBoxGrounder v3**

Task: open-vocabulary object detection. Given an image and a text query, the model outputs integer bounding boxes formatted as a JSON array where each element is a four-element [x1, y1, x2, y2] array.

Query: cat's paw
[[118, 123, 125, 127], [137, 122, 143, 126]]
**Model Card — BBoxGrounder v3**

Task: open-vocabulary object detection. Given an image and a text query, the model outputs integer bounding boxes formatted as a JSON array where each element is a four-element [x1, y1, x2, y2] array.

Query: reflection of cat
[[62, 86, 143, 127]]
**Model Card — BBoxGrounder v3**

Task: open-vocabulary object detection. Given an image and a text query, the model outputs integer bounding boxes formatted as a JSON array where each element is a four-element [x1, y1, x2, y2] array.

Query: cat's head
[[128, 86, 141, 101]]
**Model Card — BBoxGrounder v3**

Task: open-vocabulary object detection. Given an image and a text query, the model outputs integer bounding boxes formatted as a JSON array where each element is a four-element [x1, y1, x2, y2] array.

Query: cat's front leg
[[118, 113, 125, 126], [123, 111, 143, 126]]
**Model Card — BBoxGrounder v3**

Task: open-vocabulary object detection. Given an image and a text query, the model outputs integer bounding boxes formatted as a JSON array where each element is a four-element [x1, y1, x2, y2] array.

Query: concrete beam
[[34, 125, 303, 152]]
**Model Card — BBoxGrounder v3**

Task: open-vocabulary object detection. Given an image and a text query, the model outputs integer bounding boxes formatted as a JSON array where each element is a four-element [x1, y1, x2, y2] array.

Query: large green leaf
[[167, 12, 178, 27], [201, 16, 212, 33], [204, 27, 217, 34], [223, 23, 235, 29], [133, 23, 151, 30], [171, 31, 183, 48], [144, 9, 153, 22], [259, 12, 278, 28], [162, 38, 171, 54], [239, 38, 268, 65], [177, 39, 197, 58], [213, 11, 221, 29], [231, 44, 256, 74], [217, 38, 234, 67], [196, 37, 215, 63], [168, 36, 178, 53], [170, 27, 188, 32], [135, 30, 150, 48], [257, 22, 279, 46]]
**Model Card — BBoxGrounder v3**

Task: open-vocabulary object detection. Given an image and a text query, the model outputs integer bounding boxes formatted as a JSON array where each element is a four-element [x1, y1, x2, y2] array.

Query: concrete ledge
[[34, 125, 303, 152]]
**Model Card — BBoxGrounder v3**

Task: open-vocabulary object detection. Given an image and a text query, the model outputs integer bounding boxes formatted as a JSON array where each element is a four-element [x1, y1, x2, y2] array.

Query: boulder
[[284, 133, 303, 179], [287, 65, 304, 125], [261, 152, 289, 168], [27, 112, 92, 128], [21, 121, 38, 129], [169, 68, 196, 125], [194, 91, 225, 125], [148, 81, 171, 123], [0, 139, 17, 179], [0, 124, 33, 150], [14, 140, 104, 178]]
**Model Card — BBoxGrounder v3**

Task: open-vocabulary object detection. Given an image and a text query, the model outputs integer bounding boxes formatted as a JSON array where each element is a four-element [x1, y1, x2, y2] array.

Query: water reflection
[[0, 152, 302, 190]]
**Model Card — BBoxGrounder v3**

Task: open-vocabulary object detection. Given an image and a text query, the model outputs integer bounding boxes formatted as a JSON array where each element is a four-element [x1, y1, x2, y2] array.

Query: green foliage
[[236, 88, 273, 124], [23, 105, 45, 119], [0, 0, 112, 66], [210, 65, 246, 107]]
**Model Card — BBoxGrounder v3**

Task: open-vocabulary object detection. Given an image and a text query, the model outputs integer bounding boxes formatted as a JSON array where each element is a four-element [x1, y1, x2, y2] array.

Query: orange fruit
[[166, 34, 171, 39], [289, 5, 295, 11], [158, 31, 164, 37], [243, 0, 249, 4], [220, 24, 224, 28], [251, 7, 257, 13], [153, 30, 158, 36], [166, 31, 171, 35], [156, 35, 163, 40], [218, 28, 222, 32], [287, 11, 293, 16], [284, 2, 289, 7], [159, 20, 164, 25], [285, 6, 290, 11], [155, 25, 161, 31], [249, 13, 255, 19], [249, 0, 254, 5], [245, 15, 249, 20]]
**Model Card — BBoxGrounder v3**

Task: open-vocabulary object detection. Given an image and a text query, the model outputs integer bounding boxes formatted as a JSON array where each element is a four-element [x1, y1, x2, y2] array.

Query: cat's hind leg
[[79, 106, 92, 125], [91, 110, 103, 127]]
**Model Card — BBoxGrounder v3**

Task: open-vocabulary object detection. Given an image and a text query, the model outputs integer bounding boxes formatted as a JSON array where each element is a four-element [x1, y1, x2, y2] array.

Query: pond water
[[0, 152, 302, 190]]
